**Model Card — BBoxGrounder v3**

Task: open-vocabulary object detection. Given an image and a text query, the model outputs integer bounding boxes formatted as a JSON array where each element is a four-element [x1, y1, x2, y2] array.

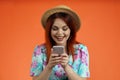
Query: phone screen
[[53, 46, 64, 54]]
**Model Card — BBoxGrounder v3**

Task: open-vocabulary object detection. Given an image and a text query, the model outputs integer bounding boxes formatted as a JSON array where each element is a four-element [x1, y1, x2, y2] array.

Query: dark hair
[[45, 12, 77, 63]]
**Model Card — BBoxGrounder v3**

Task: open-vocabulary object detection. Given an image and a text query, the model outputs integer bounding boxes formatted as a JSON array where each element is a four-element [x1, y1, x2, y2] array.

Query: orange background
[[0, 0, 120, 80]]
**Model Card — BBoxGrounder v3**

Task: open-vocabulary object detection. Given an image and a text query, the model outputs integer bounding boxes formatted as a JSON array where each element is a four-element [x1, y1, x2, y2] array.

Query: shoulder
[[35, 43, 46, 49], [74, 43, 88, 51], [73, 43, 89, 56], [33, 43, 46, 56], [34, 43, 46, 51]]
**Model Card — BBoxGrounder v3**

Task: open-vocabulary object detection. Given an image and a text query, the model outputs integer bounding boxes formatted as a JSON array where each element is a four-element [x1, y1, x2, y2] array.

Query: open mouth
[[56, 36, 64, 41]]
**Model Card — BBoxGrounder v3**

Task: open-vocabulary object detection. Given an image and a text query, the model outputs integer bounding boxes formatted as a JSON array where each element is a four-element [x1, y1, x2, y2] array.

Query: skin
[[33, 18, 87, 80], [51, 18, 71, 47]]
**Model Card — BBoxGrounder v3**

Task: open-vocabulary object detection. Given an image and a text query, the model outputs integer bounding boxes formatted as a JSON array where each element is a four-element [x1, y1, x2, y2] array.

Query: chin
[[54, 39, 67, 45], [56, 42, 66, 45], [56, 43, 64, 45]]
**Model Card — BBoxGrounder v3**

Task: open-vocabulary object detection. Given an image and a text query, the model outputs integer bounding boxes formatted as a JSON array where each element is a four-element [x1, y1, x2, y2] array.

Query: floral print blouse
[[30, 43, 90, 80]]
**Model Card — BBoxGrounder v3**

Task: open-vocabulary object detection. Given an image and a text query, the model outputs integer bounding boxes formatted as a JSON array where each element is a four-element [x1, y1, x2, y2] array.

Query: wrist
[[46, 65, 53, 71], [63, 63, 69, 69]]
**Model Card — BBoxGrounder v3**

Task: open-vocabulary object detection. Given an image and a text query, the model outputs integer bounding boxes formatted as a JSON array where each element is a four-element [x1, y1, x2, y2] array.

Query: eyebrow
[[52, 25, 68, 28]]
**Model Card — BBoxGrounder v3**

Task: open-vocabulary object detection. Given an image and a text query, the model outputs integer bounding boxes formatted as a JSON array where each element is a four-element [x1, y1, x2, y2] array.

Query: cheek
[[65, 31, 71, 40], [51, 31, 56, 39], [51, 31, 55, 36], [66, 30, 71, 37]]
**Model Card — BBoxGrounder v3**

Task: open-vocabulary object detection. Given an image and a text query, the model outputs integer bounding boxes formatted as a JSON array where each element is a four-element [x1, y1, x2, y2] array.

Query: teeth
[[56, 36, 64, 41], [57, 37, 63, 38], [57, 37, 63, 39], [57, 38, 63, 39], [56, 36, 64, 38]]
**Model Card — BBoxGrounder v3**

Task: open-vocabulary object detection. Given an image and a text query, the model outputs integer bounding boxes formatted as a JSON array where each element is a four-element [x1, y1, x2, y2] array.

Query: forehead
[[53, 18, 67, 27]]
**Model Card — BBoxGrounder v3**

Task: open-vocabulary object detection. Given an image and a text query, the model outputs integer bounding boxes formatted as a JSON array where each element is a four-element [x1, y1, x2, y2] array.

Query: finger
[[51, 57, 62, 61], [51, 59, 61, 65], [49, 55, 60, 63], [61, 56, 67, 60], [50, 54, 59, 59], [50, 55, 62, 62], [48, 59, 61, 64], [60, 58, 68, 62], [60, 58, 68, 63], [51, 55, 61, 59], [61, 53, 68, 57], [61, 59, 68, 63], [52, 59, 61, 63], [51, 53, 60, 56]]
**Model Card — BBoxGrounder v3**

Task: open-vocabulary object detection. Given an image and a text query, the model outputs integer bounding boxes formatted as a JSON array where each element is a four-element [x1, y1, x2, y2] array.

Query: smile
[[56, 36, 64, 41]]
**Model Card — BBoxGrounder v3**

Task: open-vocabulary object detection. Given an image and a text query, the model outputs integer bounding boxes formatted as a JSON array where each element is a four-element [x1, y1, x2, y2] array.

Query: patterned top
[[30, 43, 90, 80]]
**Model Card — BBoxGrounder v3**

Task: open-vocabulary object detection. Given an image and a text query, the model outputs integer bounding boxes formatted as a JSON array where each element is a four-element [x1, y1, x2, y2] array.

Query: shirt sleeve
[[78, 45, 90, 78], [30, 45, 43, 76]]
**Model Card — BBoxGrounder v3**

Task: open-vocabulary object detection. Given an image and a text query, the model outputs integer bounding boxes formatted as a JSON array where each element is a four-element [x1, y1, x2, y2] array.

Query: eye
[[62, 26, 68, 31], [52, 26, 58, 31]]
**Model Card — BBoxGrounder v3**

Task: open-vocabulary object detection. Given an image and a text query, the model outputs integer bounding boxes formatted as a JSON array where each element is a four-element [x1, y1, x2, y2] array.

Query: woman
[[30, 5, 90, 80]]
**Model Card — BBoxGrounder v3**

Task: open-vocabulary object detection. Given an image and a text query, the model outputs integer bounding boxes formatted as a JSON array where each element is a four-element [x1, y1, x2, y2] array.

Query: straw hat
[[41, 5, 80, 31]]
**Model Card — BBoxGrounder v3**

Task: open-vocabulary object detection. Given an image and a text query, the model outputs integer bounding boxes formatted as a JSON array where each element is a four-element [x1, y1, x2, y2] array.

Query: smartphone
[[52, 46, 64, 54]]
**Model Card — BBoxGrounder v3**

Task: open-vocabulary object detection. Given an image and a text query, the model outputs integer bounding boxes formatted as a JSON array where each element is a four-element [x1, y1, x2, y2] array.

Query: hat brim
[[41, 6, 80, 31]]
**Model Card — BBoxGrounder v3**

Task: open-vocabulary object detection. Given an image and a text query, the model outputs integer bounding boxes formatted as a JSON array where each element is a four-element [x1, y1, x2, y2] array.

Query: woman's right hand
[[46, 49, 62, 70]]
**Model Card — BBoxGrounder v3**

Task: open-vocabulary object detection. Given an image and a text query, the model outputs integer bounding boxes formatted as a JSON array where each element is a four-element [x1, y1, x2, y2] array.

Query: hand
[[46, 49, 62, 70], [60, 53, 69, 68]]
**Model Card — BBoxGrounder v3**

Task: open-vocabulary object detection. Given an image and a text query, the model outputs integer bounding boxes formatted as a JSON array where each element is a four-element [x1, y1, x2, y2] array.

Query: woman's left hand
[[60, 53, 69, 68]]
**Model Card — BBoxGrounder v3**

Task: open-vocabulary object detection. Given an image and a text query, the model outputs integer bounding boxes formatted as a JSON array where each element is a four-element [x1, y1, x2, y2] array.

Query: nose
[[57, 29, 63, 35]]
